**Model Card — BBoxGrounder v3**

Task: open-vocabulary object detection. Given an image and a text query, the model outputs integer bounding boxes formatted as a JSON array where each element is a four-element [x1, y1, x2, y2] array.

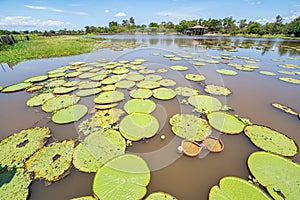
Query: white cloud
[[244, 0, 262, 5], [24, 5, 48, 10], [105, 9, 110, 13], [155, 11, 195, 21], [115, 12, 127, 17], [71, 11, 88, 16], [0, 16, 72, 29]]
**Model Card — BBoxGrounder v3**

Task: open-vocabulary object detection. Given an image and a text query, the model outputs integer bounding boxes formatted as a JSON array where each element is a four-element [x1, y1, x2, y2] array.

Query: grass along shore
[[0, 35, 96, 64]]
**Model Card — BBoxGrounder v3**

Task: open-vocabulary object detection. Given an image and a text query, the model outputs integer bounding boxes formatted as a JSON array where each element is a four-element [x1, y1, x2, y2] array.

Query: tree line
[[1, 15, 300, 37]]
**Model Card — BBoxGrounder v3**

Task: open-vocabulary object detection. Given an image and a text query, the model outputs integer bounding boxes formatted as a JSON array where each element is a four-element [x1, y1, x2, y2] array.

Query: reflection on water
[[0, 35, 300, 199]]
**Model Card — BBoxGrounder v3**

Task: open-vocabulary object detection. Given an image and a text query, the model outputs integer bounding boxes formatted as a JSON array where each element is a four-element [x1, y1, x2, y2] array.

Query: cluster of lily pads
[[0, 41, 299, 199]]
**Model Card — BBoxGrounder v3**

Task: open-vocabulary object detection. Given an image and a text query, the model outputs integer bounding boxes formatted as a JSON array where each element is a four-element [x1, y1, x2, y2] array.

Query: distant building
[[185, 25, 207, 35]]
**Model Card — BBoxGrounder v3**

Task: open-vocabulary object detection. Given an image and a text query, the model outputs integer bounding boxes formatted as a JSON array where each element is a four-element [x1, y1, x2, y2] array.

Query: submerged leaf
[[119, 113, 159, 141], [25, 140, 74, 182], [0, 127, 51, 166], [248, 151, 300, 200], [209, 176, 272, 200], [244, 125, 298, 156], [93, 154, 150, 200]]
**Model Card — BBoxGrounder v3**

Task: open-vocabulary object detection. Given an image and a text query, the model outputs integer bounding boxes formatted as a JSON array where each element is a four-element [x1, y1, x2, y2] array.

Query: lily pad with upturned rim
[[24, 75, 48, 83], [0, 127, 51, 166], [115, 80, 136, 89], [169, 114, 211, 141], [94, 91, 125, 104], [216, 69, 238, 76], [95, 103, 119, 110], [144, 75, 163, 81], [185, 74, 206, 82], [209, 176, 272, 200], [42, 95, 80, 113], [202, 136, 224, 152], [93, 154, 150, 200], [124, 99, 156, 114], [53, 86, 77, 95], [159, 79, 177, 87], [1, 82, 32, 93], [145, 192, 177, 200], [119, 113, 159, 141], [181, 140, 202, 157], [153, 88, 176, 100], [188, 95, 222, 113], [244, 125, 298, 157], [170, 65, 189, 71], [204, 85, 232, 96], [26, 85, 44, 93], [25, 140, 74, 182], [248, 151, 300, 200], [76, 88, 101, 97], [26, 93, 55, 107], [78, 82, 101, 90], [207, 111, 245, 134], [129, 89, 153, 99], [175, 87, 199, 97], [52, 104, 88, 124], [278, 77, 300, 84], [136, 80, 160, 89]]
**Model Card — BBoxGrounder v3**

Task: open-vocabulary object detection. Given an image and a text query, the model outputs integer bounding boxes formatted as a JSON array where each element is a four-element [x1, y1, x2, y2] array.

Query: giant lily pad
[[153, 88, 176, 100], [207, 111, 245, 134], [78, 72, 97, 79], [271, 103, 299, 116], [0, 168, 32, 200], [259, 71, 276, 76], [79, 82, 101, 89], [248, 151, 300, 200], [73, 129, 126, 172], [26, 93, 55, 107], [1, 82, 32, 93], [95, 103, 119, 110], [136, 80, 160, 89], [71, 196, 96, 200], [119, 113, 159, 141], [144, 75, 163, 81], [170, 65, 189, 71], [94, 91, 125, 104], [278, 77, 300, 84], [185, 74, 206, 82], [203, 136, 224, 152], [76, 88, 101, 97], [204, 85, 231, 96], [181, 140, 202, 157], [24, 75, 48, 83], [188, 95, 222, 113], [101, 77, 121, 85], [91, 108, 125, 128], [175, 87, 199, 97], [124, 99, 156, 114], [42, 95, 80, 113], [146, 192, 177, 200], [244, 125, 298, 156], [126, 74, 145, 82], [45, 79, 66, 88], [53, 86, 77, 94], [25, 140, 74, 182], [169, 114, 211, 141], [115, 80, 135, 89], [93, 154, 150, 200], [216, 69, 238, 76], [209, 176, 272, 200], [0, 127, 51, 166], [159, 79, 177, 87], [129, 89, 153, 99], [52, 104, 88, 124]]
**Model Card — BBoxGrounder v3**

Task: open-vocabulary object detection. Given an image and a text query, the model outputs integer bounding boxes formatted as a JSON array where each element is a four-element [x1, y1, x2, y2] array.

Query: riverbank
[[0, 35, 96, 64]]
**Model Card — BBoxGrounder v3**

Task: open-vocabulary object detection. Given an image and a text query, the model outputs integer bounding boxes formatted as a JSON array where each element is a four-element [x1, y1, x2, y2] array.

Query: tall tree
[[271, 15, 282, 34], [287, 16, 300, 37]]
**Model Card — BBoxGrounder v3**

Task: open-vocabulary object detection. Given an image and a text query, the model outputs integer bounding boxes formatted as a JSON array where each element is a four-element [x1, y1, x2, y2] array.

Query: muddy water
[[0, 35, 300, 200]]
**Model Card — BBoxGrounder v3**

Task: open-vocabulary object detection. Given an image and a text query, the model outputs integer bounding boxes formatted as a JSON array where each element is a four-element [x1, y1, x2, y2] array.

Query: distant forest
[[1, 15, 300, 37]]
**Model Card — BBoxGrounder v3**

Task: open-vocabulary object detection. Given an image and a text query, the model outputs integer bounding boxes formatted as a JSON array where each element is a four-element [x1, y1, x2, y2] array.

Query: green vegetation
[[0, 35, 96, 64]]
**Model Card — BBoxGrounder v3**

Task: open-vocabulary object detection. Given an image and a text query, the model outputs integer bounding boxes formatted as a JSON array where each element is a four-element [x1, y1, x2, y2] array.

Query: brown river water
[[0, 35, 299, 199]]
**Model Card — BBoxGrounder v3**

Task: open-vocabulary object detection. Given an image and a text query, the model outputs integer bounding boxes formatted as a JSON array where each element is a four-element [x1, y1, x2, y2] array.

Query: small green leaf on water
[[185, 74, 206, 82]]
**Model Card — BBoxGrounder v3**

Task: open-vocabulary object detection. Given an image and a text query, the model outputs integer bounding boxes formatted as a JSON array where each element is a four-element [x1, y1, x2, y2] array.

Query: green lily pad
[[144, 75, 163, 81], [45, 79, 66, 88], [244, 125, 298, 156], [91, 108, 125, 128], [164, 54, 175, 58], [175, 87, 199, 97], [0, 168, 32, 200], [136, 80, 160, 89], [76, 88, 101, 97], [112, 68, 130, 75], [93, 154, 150, 200], [94, 91, 125, 104], [129, 89, 153, 99], [52, 104, 88, 124], [153, 88, 176, 100], [48, 72, 65, 78], [90, 74, 108, 81], [95, 103, 119, 110], [159, 79, 176, 87], [170, 65, 189, 71], [77, 66, 94, 72], [26, 93, 55, 107], [53, 86, 77, 95], [119, 113, 159, 141], [124, 99, 156, 114], [169, 114, 211, 141], [193, 62, 206, 66], [278, 77, 300, 84], [0, 127, 51, 166], [79, 82, 101, 89], [65, 71, 83, 78], [188, 95, 222, 113], [0, 86, 2, 91], [170, 57, 182, 61], [73, 129, 126, 173], [42, 94, 80, 113], [25, 140, 74, 182], [24, 75, 48, 83], [63, 81, 80, 87], [78, 72, 97, 79], [248, 151, 300, 200], [47, 68, 66, 74], [1, 82, 32, 93], [204, 85, 232, 96], [243, 64, 260, 69], [185, 74, 206, 82], [207, 112, 246, 134], [259, 71, 276, 76], [209, 176, 272, 200], [115, 80, 136, 89], [26, 85, 43, 93], [126, 74, 145, 82], [101, 77, 121, 85], [216, 69, 238, 76], [139, 69, 156, 74], [271, 103, 299, 116], [71, 196, 96, 200], [146, 192, 177, 200]]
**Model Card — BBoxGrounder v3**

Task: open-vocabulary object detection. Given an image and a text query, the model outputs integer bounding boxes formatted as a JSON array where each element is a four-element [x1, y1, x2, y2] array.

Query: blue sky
[[0, 0, 299, 31]]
